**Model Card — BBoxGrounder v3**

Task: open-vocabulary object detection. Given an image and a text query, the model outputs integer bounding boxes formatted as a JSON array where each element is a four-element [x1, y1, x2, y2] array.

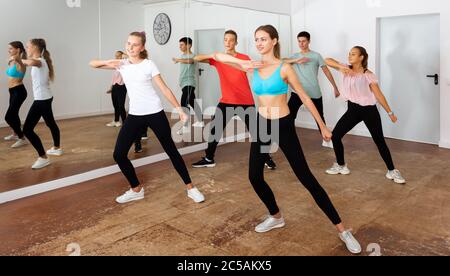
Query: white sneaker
[[177, 126, 191, 135], [47, 147, 63, 156], [192, 121, 205, 128], [4, 134, 18, 141], [386, 169, 406, 184], [11, 139, 28, 148], [326, 163, 350, 175], [187, 187, 205, 203], [322, 140, 334, 149], [255, 216, 285, 233], [339, 230, 362, 254], [106, 121, 121, 127], [31, 157, 51, 170], [116, 188, 145, 204]]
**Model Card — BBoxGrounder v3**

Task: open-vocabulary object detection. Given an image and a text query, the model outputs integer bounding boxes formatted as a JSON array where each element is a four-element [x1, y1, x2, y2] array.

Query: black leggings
[[288, 93, 325, 133], [249, 114, 342, 225], [5, 85, 28, 139], [205, 103, 271, 162], [332, 101, 395, 171], [23, 98, 61, 157], [181, 86, 202, 122], [111, 84, 127, 123], [113, 110, 192, 188]]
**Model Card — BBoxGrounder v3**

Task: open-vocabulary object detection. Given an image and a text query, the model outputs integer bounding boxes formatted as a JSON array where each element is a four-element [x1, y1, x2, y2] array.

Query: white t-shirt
[[118, 59, 164, 116], [31, 58, 53, 100]]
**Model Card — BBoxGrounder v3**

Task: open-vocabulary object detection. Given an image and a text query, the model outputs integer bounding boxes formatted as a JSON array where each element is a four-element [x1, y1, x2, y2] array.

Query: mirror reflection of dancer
[[22, 39, 63, 170], [5, 41, 28, 149], [325, 47, 406, 184], [90, 32, 205, 204], [212, 25, 362, 254], [172, 37, 204, 135], [192, 30, 277, 170]]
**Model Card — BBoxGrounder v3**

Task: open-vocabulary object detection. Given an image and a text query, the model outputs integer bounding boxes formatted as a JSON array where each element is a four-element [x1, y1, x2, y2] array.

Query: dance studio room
[[0, 0, 449, 257]]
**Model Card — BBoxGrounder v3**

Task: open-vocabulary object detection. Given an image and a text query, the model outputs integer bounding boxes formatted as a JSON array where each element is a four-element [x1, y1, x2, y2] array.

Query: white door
[[378, 14, 440, 144], [195, 29, 225, 116]]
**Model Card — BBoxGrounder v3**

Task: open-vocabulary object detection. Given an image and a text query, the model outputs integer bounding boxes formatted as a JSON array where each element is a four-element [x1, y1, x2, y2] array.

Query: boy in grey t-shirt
[[284, 31, 340, 148], [173, 37, 204, 134]]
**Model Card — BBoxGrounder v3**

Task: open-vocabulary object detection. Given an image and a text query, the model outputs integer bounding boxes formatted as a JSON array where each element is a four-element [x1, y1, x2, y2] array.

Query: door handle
[[426, 74, 439, 85], [199, 68, 205, 76]]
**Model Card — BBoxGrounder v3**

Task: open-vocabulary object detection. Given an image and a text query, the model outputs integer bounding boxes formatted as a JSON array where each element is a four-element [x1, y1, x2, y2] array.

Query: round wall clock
[[153, 13, 171, 45]]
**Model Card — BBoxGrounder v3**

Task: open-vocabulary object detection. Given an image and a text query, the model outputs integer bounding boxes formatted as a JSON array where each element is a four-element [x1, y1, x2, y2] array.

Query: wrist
[[388, 111, 394, 116]]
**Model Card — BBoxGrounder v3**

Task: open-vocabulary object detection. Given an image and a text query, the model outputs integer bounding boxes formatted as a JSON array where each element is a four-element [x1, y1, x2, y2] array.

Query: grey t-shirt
[[179, 53, 196, 88], [290, 51, 326, 99]]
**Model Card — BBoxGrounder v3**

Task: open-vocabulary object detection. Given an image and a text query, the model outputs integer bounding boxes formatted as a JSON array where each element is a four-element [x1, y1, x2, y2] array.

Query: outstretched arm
[[283, 57, 311, 65], [22, 58, 42, 68], [212, 52, 263, 72], [89, 59, 122, 70], [325, 58, 352, 75], [173, 57, 194, 64], [193, 54, 214, 64], [283, 64, 332, 141]]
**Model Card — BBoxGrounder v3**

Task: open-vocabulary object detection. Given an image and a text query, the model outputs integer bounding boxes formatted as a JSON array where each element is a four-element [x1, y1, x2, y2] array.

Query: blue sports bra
[[6, 64, 25, 79], [252, 63, 288, 96]]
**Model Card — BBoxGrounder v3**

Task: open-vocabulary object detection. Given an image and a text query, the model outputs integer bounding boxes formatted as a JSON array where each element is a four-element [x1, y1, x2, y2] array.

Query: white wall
[[291, 0, 450, 148], [0, 0, 144, 127], [145, 0, 291, 111]]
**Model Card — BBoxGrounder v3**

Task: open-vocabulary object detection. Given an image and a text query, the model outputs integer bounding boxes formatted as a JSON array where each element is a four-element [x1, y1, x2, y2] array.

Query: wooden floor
[[1, 127, 449, 256], [0, 114, 209, 193]]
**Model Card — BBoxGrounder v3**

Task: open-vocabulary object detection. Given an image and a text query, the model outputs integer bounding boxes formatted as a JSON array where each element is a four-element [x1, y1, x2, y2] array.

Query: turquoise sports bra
[[252, 63, 288, 96], [6, 64, 25, 79]]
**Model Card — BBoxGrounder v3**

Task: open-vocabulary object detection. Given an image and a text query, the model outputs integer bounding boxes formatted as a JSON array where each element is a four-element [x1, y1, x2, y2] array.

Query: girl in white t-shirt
[[90, 32, 205, 204], [22, 38, 63, 170]]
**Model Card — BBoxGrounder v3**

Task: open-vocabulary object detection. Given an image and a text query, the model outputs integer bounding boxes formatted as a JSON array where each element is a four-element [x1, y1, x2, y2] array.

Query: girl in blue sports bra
[[5, 41, 28, 148], [211, 25, 362, 254]]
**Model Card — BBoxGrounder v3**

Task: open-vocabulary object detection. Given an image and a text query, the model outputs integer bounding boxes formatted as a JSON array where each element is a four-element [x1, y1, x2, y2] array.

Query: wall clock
[[153, 13, 171, 45]]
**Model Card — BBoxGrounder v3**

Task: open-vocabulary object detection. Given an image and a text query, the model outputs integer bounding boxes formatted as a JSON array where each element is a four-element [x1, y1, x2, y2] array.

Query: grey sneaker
[[255, 216, 285, 233], [386, 169, 406, 184], [326, 163, 350, 175], [339, 230, 362, 254]]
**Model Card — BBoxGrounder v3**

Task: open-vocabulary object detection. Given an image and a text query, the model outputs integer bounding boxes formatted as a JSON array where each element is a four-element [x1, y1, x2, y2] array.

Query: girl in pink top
[[325, 46, 406, 184], [107, 51, 127, 128]]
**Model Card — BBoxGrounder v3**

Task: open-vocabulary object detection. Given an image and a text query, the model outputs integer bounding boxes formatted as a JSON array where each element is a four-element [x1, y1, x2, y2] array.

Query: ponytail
[[30, 38, 55, 82]]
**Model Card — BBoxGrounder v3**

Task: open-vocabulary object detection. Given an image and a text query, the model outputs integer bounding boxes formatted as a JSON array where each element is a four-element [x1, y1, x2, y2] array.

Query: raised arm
[[283, 64, 332, 141], [153, 74, 188, 123], [370, 83, 397, 123], [89, 59, 122, 70]]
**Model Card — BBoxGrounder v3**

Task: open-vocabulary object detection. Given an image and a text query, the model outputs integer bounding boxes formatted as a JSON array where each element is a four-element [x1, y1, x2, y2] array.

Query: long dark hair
[[350, 46, 369, 72], [30, 38, 55, 82], [255, 25, 281, 59], [9, 41, 27, 60], [129, 31, 149, 59]]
